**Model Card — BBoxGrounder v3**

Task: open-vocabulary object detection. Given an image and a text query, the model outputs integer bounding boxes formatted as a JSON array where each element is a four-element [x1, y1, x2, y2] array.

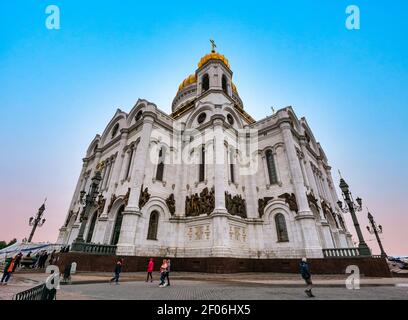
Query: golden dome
[[178, 74, 197, 92], [198, 52, 230, 69], [231, 82, 237, 93]]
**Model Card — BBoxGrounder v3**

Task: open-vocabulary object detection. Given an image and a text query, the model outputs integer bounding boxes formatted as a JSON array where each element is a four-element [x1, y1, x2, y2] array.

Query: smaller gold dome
[[231, 82, 237, 93], [178, 74, 197, 92], [198, 52, 230, 69]]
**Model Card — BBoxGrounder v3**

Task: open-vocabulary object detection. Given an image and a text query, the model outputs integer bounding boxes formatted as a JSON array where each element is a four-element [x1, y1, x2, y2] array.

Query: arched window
[[202, 74, 209, 92], [103, 161, 113, 189], [275, 213, 289, 242], [229, 148, 235, 183], [266, 149, 278, 185], [222, 74, 228, 94], [147, 211, 159, 240], [111, 123, 119, 138], [93, 144, 98, 154], [199, 145, 205, 182], [135, 110, 143, 122], [155, 146, 165, 181], [86, 211, 98, 243], [111, 205, 125, 245]]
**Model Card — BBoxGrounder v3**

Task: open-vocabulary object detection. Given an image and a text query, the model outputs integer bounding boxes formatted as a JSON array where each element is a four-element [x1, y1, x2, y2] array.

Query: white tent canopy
[[0, 242, 63, 264]]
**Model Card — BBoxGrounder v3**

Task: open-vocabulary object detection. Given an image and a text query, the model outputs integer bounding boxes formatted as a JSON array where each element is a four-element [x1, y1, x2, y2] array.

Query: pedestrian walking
[[50, 250, 57, 265], [110, 258, 124, 284], [165, 259, 171, 287], [158, 259, 168, 287], [14, 252, 23, 270], [146, 258, 154, 282], [33, 252, 41, 269], [1, 257, 16, 285], [63, 262, 72, 284], [300, 257, 315, 297], [40, 251, 49, 268]]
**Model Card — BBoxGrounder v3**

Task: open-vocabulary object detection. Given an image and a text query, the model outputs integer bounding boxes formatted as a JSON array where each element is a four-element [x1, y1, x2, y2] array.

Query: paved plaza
[[1, 272, 408, 300], [59, 279, 408, 300]]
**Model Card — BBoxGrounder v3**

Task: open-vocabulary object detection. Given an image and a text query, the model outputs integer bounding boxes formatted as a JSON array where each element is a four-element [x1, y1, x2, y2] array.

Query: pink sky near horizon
[[0, 168, 406, 256]]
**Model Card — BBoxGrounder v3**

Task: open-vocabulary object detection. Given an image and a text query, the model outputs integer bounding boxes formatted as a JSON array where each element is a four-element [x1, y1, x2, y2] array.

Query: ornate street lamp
[[27, 201, 47, 243], [366, 210, 387, 258], [71, 168, 102, 252], [337, 172, 371, 256]]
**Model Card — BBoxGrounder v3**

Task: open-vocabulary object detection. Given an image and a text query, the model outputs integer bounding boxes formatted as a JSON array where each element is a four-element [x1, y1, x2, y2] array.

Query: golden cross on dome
[[210, 39, 216, 52]]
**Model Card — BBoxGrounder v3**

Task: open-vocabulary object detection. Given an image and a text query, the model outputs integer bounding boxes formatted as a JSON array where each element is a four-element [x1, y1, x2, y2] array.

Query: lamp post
[[337, 174, 371, 256], [27, 201, 47, 243], [366, 210, 387, 258], [71, 169, 102, 252]]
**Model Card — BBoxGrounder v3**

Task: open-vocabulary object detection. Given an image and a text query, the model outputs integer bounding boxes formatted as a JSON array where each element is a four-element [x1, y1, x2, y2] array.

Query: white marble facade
[[58, 50, 354, 258]]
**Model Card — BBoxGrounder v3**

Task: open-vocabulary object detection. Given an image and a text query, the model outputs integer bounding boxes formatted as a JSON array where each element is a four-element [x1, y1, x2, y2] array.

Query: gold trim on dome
[[231, 82, 237, 93], [178, 74, 197, 92], [198, 52, 230, 69]]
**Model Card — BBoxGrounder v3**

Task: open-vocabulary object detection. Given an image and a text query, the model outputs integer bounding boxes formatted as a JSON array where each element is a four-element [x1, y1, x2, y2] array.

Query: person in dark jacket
[[14, 252, 23, 270], [110, 258, 124, 284], [63, 262, 72, 284], [300, 257, 315, 297]]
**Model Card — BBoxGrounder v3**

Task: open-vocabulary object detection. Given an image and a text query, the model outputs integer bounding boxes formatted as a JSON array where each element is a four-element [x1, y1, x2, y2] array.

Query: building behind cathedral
[[58, 48, 354, 258]]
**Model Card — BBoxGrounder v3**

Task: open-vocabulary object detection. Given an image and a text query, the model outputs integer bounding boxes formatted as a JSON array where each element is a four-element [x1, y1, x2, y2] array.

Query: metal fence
[[12, 283, 56, 300]]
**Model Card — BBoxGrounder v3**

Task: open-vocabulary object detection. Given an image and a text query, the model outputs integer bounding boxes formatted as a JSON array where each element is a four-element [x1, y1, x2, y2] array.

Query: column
[[174, 127, 189, 216], [280, 121, 322, 257], [299, 139, 334, 248], [125, 114, 154, 211], [116, 114, 155, 255], [213, 116, 227, 212], [211, 114, 230, 256], [95, 131, 129, 244]]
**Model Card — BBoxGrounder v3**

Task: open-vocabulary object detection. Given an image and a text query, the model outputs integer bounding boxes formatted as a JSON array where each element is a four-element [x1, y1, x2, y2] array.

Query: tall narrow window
[[266, 149, 278, 185], [111, 205, 125, 245], [147, 211, 159, 240], [101, 164, 107, 188], [275, 213, 289, 242], [86, 211, 98, 243], [111, 123, 119, 138], [229, 149, 235, 183], [202, 74, 209, 92], [104, 161, 112, 189], [125, 146, 134, 179], [155, 147, 165, 181], [199, 145, 205, 182], [222, 74, 228, 94]]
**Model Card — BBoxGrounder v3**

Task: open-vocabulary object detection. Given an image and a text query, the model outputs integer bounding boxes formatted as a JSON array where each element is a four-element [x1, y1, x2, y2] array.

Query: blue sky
[[0, 0, 407, 254]]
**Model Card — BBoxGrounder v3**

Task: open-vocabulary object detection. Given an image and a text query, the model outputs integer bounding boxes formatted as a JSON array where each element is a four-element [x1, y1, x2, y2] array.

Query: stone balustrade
[[323, 248, 361, 258], [72, 243, 117, 255]]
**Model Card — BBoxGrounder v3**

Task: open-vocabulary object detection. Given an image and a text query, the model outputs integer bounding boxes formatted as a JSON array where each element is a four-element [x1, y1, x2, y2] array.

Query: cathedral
[[57, 46, 354, 259]]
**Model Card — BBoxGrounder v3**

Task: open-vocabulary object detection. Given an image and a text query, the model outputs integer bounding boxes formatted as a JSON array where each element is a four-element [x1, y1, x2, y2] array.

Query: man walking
[[110, 258, 124, 284], [300, 257, 315, 297]]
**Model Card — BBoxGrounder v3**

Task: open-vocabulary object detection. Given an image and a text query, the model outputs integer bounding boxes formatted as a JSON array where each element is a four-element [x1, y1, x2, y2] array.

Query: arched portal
[[86, 211, 98, 243]]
